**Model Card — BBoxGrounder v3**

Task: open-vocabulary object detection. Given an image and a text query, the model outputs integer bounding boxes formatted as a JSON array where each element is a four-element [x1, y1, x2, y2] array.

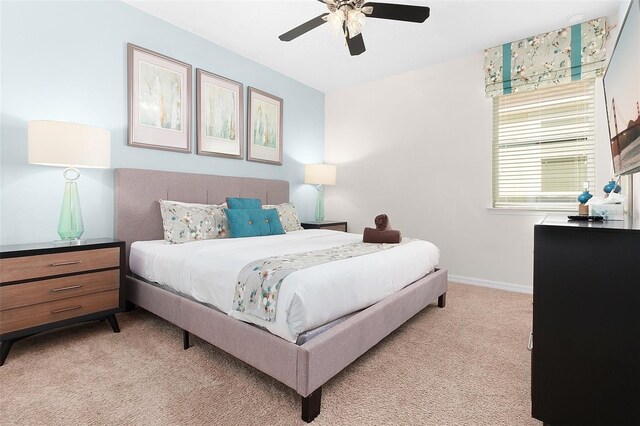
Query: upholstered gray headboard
[[115, 168, 289, 268]]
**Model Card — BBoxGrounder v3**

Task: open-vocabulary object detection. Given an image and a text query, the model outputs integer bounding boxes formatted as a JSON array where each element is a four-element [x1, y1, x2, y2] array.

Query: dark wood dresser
[[532, 216, 640, 425], [0, 238, 125, 365]]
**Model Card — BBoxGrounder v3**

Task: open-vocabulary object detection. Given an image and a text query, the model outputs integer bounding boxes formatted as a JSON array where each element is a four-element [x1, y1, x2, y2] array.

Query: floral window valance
[[484, 17, 607, 97]]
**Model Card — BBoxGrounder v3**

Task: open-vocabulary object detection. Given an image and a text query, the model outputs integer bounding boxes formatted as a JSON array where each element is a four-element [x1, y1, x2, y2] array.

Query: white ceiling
[[124, 0, 622, 93]]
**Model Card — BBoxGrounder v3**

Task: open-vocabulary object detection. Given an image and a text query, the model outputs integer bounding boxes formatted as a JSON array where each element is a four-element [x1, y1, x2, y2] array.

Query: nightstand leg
[[0, 340, 14, 366], [106, 314, 120, 333]]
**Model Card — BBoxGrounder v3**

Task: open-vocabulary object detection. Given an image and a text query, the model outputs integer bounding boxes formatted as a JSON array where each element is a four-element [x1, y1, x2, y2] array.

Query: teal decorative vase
[[603, 180, 621, 194], [577, 190, 593, 205]]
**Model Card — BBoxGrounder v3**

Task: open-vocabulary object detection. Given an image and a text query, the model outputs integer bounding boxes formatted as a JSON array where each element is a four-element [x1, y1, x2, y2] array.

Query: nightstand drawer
[[0, 247, 120, 283], [301, 221, 347, 232], [0, 289, 119, 334], [0, 270, 120, 311]]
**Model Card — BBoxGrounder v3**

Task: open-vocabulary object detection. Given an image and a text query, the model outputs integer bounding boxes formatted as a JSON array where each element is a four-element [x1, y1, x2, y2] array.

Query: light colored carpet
[[0, 283, 540, 425]]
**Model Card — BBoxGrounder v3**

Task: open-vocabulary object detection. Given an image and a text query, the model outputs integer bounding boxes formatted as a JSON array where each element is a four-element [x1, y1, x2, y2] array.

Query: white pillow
[[159, 200, 229, 244], [262, 202, 304, 232]]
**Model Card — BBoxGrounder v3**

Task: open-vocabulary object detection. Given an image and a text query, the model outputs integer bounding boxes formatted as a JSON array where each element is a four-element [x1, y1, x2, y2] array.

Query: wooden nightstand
[[0, 238, 125, 366], [301, 221, 347, 232]]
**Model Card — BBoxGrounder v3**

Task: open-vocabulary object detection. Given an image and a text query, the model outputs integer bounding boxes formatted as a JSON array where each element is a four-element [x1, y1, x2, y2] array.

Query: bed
[[115, 168, 448, 422]]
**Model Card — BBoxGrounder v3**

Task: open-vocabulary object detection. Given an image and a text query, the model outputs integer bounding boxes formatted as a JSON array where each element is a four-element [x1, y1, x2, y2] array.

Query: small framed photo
[[127, 43, 192, 152], [247, 87, 283, 165], [196, 69, 243, 159]]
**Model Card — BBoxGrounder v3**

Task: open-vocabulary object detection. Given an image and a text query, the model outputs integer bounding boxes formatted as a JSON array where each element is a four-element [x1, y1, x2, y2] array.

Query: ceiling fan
[[278, 0, 430, 56]]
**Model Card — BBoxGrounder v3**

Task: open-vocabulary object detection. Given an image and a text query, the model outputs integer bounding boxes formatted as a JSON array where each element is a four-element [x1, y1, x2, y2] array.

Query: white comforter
[[130, 230, 440, 342]]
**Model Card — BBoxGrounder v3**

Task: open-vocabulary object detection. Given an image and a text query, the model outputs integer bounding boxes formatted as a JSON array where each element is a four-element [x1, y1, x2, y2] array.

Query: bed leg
[[301, 386, 322, 423], [438, 292, 446, 308], [183, 329, 190, 350]]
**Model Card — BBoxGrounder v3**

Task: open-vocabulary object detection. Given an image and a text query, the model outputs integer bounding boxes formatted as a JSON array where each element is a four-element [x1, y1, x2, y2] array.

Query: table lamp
[[28, 120, 111, 244], [304, 163, 336, 222]]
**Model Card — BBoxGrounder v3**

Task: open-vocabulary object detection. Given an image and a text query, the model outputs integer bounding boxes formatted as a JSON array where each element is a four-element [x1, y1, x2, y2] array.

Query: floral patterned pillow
[[262, 202, 304, 232], [159, 200, 229, 244]]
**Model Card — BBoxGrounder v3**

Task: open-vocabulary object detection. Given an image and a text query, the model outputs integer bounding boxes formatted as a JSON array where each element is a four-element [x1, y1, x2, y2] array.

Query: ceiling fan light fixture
[[327, 9, 346, 37], [346, 9, 365, 37], [327, 6, 366, 39]]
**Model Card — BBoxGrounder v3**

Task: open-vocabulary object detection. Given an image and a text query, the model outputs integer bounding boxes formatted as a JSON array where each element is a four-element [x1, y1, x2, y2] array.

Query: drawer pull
[[49, 260, 83, 267], [50, 285, 83, 293], [51, 305, 82, 314]]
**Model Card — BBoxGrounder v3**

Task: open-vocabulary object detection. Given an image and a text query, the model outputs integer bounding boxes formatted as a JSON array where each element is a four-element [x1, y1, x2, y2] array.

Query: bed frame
[[115, 168, 448, 422]]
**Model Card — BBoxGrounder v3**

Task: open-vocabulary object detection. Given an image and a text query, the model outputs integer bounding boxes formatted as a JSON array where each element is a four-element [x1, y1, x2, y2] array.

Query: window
[[492, 79, 596, 210]]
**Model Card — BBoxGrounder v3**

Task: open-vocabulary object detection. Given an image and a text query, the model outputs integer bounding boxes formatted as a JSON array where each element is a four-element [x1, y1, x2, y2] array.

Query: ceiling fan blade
[[279, 13, 330, 41], [362, 2, 430, 23], [346, 32, 366, 56]]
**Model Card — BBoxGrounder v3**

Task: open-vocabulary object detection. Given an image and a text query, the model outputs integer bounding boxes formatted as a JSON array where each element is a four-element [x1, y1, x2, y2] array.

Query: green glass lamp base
[[58, 176, 84, 241], [314, 185, 325, 222]]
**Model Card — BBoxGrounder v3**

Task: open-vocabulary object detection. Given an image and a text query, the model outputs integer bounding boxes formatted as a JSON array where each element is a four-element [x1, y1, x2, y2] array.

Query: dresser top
[[0, 238, 123, 257], [539, 215, 640, 231]]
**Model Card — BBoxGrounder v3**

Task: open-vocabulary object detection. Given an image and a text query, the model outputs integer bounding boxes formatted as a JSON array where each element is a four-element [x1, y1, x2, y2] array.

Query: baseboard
[[448, 274, 532, 294]]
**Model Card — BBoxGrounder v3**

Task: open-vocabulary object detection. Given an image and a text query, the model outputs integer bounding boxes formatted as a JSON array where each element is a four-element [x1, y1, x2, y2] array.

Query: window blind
[[492, 79, 596, 210]]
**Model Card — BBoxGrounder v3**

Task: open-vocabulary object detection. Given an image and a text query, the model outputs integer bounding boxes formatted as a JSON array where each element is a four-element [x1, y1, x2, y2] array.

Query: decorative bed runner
[[233, 240, 412, 322]]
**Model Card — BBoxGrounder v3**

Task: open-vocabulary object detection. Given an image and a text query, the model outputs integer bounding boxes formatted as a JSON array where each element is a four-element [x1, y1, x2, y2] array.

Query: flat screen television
[[603, 0, 640, 176]]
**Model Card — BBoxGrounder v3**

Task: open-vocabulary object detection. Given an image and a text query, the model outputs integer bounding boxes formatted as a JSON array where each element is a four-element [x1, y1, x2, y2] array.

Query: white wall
[[324, 48, 631, 291]]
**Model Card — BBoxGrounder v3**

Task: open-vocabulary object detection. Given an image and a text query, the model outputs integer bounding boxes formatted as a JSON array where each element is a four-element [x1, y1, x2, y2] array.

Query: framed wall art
[[196, 69, 243, 159], [127, 43, 192, 152], [247, 87, 283, 165]]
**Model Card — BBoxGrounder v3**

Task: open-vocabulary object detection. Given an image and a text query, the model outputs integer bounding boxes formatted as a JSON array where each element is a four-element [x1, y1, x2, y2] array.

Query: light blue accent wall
[[0, 1, 325, 245]]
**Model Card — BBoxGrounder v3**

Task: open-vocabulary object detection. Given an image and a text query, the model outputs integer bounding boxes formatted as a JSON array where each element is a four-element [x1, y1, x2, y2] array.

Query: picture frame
[[127, 43, 192, 152], [196, 69, 244, 159], [247, 87, 283, 165]]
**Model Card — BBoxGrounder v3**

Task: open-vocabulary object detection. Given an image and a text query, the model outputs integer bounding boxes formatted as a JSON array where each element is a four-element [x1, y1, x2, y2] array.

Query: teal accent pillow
[[226, 197, 262, 209], [224, 208, 285, 238]]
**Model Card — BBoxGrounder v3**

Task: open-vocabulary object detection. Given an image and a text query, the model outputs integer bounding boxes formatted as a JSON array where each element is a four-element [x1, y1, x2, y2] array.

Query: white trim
[[486, 207, 571, 216], [448, 274, 532, 294]]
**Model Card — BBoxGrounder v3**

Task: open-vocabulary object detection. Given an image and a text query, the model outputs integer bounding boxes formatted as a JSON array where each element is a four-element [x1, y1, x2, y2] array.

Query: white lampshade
[[305, 164, 336, 186], [28, 120, 111, 168]]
